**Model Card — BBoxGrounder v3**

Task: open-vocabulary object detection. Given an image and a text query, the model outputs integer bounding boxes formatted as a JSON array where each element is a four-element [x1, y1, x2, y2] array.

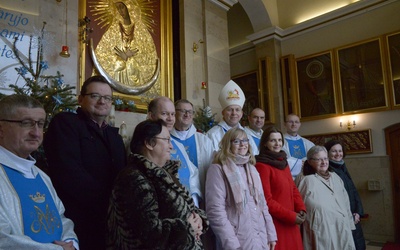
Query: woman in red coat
[[255, 126, 306, 250]]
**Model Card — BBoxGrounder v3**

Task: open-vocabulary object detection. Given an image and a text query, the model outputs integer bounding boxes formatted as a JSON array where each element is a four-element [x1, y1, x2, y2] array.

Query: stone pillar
[[181, 0, 232, 120]]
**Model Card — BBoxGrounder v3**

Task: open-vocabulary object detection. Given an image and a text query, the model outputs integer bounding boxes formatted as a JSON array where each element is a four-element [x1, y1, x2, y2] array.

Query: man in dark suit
[[44, 75, 126, 250]]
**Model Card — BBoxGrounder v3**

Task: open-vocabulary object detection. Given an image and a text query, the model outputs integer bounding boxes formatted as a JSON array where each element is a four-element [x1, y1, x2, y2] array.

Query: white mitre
[[218, 80, 245, 109]]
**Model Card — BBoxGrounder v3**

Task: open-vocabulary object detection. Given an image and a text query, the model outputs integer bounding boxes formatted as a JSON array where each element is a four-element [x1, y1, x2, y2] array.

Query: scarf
[[317, 170, 331, 180], [330, 159, 345, 166], [256, 149, 288, 170], [222, 154, 263, 213], [329, 159, 347, 174], [329, 159, 353, 180]]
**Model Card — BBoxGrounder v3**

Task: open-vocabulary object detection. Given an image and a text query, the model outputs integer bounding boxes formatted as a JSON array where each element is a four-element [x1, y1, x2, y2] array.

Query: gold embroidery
[[29, 192, 45, 203], [30, 205, 61, 234]]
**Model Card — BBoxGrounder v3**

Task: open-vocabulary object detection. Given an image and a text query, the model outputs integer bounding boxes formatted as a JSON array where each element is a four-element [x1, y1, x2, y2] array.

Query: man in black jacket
[[43, 75, 126, 250]]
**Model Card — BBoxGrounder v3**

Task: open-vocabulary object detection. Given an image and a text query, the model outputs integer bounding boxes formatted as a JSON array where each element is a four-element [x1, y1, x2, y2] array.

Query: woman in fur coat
[[106, 119, 208, 249]]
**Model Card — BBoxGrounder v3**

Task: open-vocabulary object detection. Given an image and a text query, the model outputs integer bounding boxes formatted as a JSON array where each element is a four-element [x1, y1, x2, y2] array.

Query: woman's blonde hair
[[213, 127, 256, 165]]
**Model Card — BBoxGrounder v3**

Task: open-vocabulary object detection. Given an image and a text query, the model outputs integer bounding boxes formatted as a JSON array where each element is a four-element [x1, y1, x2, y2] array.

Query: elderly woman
[[324, 140, 366, 250], [206, 127, 277, 250], [255, 127, 306, 250], [106, 119, 208, 249], [297, 145, 355, 250]]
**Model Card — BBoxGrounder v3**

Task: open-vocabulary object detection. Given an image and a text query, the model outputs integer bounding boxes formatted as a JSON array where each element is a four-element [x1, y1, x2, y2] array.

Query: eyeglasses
[[83, 93, 113, 103], [0, 119, 46, 129], [176, 109, 194, 115], [153, 137, 171, 143], [231, 139, 249, 145], [310, 158, 328, 163]]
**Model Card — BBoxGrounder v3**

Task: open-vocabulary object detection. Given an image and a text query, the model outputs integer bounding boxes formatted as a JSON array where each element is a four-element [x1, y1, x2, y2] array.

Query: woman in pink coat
[[206, 128, 277, 250], [255, 127, 306, 250]]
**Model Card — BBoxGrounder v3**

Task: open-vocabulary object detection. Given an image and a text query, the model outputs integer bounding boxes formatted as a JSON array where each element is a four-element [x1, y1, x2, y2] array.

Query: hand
[[53, 240, 75, 250], [295, 211, 306, 225], [187, 212, 203, 241], [268, 241, 277, 250], [353, 213, 360, 224], [114, 46, 138, 61], [192, 212, 203, 230]]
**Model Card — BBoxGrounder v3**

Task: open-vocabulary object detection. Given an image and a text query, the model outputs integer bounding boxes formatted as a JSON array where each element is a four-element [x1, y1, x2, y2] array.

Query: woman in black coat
[[324, 140, 366, 250]]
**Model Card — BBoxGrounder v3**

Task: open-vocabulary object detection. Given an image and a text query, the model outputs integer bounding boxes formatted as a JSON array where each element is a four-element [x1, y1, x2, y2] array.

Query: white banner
[[0, 1, 39, 94]]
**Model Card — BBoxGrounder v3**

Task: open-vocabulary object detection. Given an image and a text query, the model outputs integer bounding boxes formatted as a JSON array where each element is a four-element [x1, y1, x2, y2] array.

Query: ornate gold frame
[[295, 51, 338, 121], [386, 31, 400, 109], [259, 57, 275, 124], [280, 55, 299, 118], [304, 129, 372, 155], [336, 37, 389, 114], [78, 0, 174, 112]]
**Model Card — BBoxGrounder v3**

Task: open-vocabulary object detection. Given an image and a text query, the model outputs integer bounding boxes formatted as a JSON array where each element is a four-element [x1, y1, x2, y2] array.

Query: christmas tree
[[6, 22, 78, 171], [9, 21, 77, 130], [193, 99, 217, 133]]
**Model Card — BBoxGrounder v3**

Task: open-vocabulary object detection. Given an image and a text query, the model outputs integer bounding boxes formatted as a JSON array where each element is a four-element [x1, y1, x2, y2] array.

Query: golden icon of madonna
[[89, 0, 160, 95]]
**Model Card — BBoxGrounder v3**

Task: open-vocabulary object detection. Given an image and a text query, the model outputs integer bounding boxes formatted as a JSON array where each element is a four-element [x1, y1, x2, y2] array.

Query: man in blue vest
[[147, 97, 202, 207], [170, 99, 214, 195], [0, 94, 78, 249], [244, 108, 265, 150], [282, 113, 315, 179]]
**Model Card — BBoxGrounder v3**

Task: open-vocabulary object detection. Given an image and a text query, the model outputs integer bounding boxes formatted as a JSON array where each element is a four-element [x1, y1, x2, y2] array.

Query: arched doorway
[[384, 123, 400, 242]]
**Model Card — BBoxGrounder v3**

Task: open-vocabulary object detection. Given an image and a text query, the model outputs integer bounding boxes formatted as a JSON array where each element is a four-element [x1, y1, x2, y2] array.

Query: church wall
[[280, 1, 400, 58], [230, 45, 257, 76], [42, 0, 79, 91], [201, 0, 231, 119], [346, 156, 394, 243], [180, 0, 206, 108], [179, 0, 232, 120]]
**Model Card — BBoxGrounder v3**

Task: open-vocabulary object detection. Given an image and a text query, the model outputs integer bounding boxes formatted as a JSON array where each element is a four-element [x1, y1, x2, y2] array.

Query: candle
[[110, 105, 115, 117], [119, 121, 127, 138]]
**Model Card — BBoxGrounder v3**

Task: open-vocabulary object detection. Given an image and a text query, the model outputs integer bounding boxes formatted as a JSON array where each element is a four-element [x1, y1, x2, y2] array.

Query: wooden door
[[385, 123, 400, 242]]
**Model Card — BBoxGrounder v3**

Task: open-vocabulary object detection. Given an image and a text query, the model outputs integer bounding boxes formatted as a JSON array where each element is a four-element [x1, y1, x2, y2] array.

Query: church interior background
[[1, 0, 400, 244]]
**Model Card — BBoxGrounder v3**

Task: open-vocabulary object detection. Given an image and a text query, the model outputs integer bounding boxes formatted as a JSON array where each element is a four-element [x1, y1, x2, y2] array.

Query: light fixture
[[192, 42, 198, 53], [340, 119, 356, 131], [192, 39, 204, 53], [59, 0, 70, 58]]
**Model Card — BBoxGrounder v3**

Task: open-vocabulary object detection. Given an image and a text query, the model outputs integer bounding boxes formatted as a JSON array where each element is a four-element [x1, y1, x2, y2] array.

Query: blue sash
[[286, 138, 307, 159], [3, 166, 63, 243], [170, 140, 191, 191], [171, 135, 198, 168], [218, 125, 228, 133], [252, 136, 261, 149]]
